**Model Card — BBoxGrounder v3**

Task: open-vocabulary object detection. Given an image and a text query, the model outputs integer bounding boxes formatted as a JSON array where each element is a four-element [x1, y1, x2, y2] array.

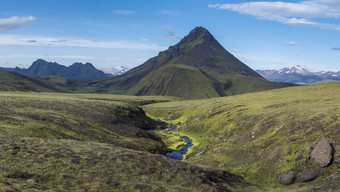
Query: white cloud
[[0, 34, 166, 50], [209, 0, 340, 31], [100, 66, 130, 75], [285, 41, 299, 45], [114, 10, 135, 15], [159, 10, 181, 15], [0, 16, 36, 31]]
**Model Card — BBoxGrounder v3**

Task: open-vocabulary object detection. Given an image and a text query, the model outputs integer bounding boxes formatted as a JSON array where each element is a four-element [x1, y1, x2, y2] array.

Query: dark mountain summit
[[87, 27, 293, 99], [166, 27, 262, 77], [13, 59, 108, 80]]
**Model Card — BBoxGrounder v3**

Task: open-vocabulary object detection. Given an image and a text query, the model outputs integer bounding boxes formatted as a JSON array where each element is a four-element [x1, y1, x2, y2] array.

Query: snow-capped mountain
[[256, 66, 340, 84], [100, 66, 130, 76]]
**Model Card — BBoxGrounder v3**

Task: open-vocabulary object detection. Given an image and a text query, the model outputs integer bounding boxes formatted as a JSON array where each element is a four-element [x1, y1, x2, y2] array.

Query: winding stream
[[148, 120, 193, 160]]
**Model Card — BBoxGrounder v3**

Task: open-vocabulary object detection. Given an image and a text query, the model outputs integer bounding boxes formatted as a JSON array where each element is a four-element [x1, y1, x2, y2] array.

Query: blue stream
[[147, 120, 194, 160]]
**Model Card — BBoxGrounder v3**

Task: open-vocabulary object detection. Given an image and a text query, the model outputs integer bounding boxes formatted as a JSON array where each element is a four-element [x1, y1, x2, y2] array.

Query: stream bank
[[147, 120, 193, 160]]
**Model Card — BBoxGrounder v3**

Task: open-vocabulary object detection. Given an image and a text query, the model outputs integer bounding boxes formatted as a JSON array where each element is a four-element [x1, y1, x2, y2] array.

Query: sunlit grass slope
[[144, 82, 340, 190]]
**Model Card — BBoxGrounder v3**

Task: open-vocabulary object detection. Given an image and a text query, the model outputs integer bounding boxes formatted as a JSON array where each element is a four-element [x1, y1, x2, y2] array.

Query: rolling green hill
[[0, 70, 97, 93], [0, 70, 63, 92], [85, 27, 294, 99], [144, 82, 340, 191]]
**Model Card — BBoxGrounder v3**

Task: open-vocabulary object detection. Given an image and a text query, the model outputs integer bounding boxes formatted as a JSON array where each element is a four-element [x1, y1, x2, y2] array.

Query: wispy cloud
[[332, 47, 340, 51], [166, 32, 181, 39], [209, 0, 340, 31], [161, 25, 182, 39], [114, 10, 135, 15], [159, 10, 181, 15], [285, 41, 299, 45], [0, 34, 166, 50], [0, 16, 36, 31], [0, 54, 94, 59]]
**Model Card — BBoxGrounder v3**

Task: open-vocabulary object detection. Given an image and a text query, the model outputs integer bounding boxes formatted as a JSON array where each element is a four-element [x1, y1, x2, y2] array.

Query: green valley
[[0, 82, 339, 191]]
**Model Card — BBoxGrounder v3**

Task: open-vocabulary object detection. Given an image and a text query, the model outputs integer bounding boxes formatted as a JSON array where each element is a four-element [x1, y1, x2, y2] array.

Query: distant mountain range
[[256, 66, 340, 84], [1, 59, 108, 80]]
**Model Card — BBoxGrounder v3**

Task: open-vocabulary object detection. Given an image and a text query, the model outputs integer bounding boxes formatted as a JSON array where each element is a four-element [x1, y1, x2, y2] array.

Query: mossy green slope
[[127, 64, 223, 99], [144, 82, 340, 190], [84, 27, 294, 99]]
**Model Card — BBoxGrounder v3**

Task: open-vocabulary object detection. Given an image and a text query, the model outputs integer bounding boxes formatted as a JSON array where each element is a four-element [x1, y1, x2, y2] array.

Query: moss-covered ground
[[144, 82, 340, 191]]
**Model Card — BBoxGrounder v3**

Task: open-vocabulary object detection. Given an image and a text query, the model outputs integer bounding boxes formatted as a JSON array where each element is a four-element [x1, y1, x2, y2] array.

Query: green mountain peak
[[85, 26, 294, 99], [182, 26, 214, 42]]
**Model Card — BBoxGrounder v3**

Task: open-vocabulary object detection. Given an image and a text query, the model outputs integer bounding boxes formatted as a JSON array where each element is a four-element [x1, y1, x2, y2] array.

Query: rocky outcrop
[[276, 171, 296, 185], [311, 138, 334, 167], [298, 168, 319, 182]]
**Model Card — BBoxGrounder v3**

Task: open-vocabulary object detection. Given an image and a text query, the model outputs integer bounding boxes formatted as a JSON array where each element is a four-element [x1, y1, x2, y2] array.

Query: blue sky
[[0, 0, 339, 72]]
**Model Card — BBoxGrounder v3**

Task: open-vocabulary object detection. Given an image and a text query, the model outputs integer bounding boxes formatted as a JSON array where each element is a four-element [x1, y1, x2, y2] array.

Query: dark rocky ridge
[[13, 59, 108, 80]]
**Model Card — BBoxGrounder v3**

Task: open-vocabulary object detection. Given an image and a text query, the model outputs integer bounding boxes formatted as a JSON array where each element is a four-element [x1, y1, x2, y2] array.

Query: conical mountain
[[88, 27, 293, 99]]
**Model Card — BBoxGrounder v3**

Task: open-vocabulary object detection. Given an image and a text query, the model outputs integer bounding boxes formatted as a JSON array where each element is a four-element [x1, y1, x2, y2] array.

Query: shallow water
[[147, 120, 193, 160], [166, 134, 193, 160]]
